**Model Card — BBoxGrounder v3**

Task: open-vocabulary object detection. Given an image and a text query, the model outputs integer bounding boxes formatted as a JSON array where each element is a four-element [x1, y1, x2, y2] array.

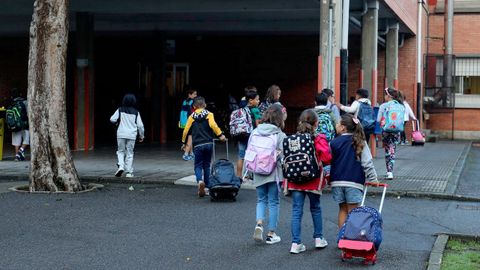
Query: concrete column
[[386, 23, 399, 89], [319, 0, 329, 91], [74, 12, 95, 151], [361, 0, 379, 105], [333, 0, 343, 99]]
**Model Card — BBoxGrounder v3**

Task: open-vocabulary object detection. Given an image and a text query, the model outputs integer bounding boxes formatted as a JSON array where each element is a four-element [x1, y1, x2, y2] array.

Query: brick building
[[0, 0, 475, 150]]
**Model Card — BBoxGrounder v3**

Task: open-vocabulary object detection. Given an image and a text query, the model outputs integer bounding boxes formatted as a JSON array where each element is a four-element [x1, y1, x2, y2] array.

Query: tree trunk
[[27, 0, 81, 192]]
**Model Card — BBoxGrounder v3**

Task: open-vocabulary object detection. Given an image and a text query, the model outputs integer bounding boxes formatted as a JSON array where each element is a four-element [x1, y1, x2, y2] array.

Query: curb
[[445, 141, 472, 195], [426, 234, 449, 270]]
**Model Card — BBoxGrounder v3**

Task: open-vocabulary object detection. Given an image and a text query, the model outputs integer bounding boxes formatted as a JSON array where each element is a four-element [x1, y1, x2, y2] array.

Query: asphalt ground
[[1, 183, 479, 270]]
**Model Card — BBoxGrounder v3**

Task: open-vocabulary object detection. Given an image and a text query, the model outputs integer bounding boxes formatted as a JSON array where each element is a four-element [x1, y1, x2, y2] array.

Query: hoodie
[[182, 108, 223, 147], [110, 107, 145, 140], [251, 123, 287, 188]]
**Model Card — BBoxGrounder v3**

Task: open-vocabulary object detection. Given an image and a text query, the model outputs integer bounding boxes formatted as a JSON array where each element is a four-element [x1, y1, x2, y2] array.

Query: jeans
[[117, 138, 136, 173], [256, 182, 280, 232], [291, 191, 323, 244], [193, 143, 213, 186]]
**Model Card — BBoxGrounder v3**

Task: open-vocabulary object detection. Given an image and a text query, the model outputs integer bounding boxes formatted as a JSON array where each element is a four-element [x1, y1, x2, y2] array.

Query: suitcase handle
[[412, 120, 420, 132], [361, 182, 388, 214], [213, 138, 229, 161]]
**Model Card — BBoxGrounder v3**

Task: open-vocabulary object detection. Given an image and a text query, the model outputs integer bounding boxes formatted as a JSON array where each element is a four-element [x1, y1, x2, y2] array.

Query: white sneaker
[[253, 224, 263, 242], [125, 173, 134, 178], [266, 233, 281, 244], [290, 243, 306, 254], [386, 172, 393, 180], [315, 237, 328, 248], [115, 168, 124, 177]]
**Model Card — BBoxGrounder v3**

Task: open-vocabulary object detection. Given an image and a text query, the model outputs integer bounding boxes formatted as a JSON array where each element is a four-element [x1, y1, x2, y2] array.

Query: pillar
[[361, 0, 379, 155], [386, 22, 399, 89], [74, 12, 94, 151]]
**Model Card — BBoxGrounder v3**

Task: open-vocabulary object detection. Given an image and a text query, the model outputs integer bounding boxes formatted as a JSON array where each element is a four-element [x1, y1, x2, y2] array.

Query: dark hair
[[265, 85, 281, 103], [315, 92, 329, 106], [297, 109, 318, 136], [193, 96, 206, 108], [321, 88, 334, 97], [244, 85, 257, 94], [340, 114, 365, 160], [356, 88, 369, 99], [184, 85, 196, 96], [260, 103, 285, 129], [385, 87, 404, 103], [245, 90, 259, 102], [122, 94, 137, 107]]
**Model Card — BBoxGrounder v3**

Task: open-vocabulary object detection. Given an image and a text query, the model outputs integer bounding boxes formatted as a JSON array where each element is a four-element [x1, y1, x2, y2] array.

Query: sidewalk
[[0, 140, 472, 198]]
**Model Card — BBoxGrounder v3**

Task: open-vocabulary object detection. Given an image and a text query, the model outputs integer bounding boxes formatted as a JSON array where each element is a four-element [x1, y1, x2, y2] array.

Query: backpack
[[315, 111, 336, 142], [282, 133, 321, 183], [6, 100, 28, 132], [210, 159, 242, 189], [179, 99, 193, 129], [244, 130, 278, 175], [337, 206, 383, 251], [229, 107, 253, 137], [382, 100, 405, 132], [357, 102, 376, 131]]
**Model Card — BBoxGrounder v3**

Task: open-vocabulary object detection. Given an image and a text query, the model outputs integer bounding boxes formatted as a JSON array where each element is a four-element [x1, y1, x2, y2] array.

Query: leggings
[[382, 132, 400, 173]]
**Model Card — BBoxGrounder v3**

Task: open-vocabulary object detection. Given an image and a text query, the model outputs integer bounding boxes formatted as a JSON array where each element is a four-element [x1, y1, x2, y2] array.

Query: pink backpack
[[244, 130, 278, 175]]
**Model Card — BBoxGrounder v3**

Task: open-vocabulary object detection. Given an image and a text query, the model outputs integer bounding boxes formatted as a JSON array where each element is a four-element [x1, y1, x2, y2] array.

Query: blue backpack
[[357, 102, 375, 132], [179, 99, 193, 129], [382, 100, 405, 132], [337, 206, 383, 250]]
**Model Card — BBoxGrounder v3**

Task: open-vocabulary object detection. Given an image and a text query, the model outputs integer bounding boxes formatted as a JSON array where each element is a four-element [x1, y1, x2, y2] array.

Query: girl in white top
[[400, 93, 417, 144]]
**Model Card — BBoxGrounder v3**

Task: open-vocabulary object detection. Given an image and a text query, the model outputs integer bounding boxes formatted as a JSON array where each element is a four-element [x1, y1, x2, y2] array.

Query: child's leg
[[124, 139, 136, 173], [266, 182, 280, 235], [255, 184, 268, 225], [116, 138, 127, 169], [338, 203, 348, 228], [236, 140, 247, 177], [186, 135, 193, 155], [193, 146, 203, 182], [291, 190, 306, 244], [202, 144, 213, 187], [307, 192, 323, 239], [383, 132, 399, 173]]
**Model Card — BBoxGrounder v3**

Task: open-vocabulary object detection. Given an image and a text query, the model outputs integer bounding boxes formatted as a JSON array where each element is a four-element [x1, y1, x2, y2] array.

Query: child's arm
[[360, 141, 378, 182], [110, 109, 119, 123], [339, 100, 359, 114], [182, 116, 194, 144], [136, 113, 145, 141], [314, 134, 332, 165], [207, 113, 223, 137]]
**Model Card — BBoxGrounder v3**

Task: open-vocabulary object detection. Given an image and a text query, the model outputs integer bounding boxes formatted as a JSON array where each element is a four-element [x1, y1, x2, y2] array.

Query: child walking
[[182, 96, 226, 197], [179, 86, 197, 160], [330, 114, 378, 228], [378, 87, 405, 180], [252, 104, 286, 245], [110, 93, 145, 178], [285, 109, 332, 254]]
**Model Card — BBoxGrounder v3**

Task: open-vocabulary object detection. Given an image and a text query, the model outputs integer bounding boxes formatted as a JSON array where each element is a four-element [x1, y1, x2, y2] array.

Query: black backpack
[[282, 133, 320, 183]]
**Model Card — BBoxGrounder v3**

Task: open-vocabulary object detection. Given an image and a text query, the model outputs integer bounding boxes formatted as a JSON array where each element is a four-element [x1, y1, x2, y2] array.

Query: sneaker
[[266, 233, 281, 244], [125, 173, 134, 178], [198, 181, 206, 197], [290, 243, 306, 254], [115, 168, 124, 177], [253, 224, 263, 242], [315, 237, 328, 248], [386, 172, 393, 180], [189, 153, 195, 160], [182, 154, 191, 161], [18, 148, 25, 161], [15, 154, 22, 161]]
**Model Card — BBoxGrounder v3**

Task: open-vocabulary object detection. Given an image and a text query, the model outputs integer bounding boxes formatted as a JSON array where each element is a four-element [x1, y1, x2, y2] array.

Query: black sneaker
[[115, 168, 124, 177], [18, 150, 25, 161]]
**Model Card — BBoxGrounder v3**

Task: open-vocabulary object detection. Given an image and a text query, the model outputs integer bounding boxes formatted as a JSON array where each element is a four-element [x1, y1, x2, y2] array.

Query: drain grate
[[457, 204, 480, 211]]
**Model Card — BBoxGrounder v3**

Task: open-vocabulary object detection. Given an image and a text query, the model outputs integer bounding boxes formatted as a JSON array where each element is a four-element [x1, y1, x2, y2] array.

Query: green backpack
[[6, 100, 28, 132]]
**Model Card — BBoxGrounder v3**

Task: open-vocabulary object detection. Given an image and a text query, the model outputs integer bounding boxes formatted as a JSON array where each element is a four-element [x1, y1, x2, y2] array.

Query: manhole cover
[[457, 204, 480, 211]]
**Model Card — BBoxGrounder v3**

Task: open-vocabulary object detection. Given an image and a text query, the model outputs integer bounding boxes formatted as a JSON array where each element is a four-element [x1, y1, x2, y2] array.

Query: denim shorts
[[237, 140, 247, 159], [332, 187, 363, 204]]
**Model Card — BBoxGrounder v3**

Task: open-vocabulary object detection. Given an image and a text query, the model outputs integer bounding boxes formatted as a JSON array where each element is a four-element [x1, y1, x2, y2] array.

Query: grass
[[441, 237, 480, 270]]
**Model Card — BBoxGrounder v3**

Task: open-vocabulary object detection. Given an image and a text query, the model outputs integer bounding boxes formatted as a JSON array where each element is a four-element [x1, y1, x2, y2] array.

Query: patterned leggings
[[382, 132, 400, 173]]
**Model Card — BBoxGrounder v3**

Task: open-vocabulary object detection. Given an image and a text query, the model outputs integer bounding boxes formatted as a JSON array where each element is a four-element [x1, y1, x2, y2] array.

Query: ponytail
[[297, 109, 318, 136]]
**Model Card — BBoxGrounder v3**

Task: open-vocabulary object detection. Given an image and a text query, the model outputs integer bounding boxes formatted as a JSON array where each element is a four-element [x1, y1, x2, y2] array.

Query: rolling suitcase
[[338, 182, 388, 265], [209, 139, 241, 201], [411, 120, 426, 146]]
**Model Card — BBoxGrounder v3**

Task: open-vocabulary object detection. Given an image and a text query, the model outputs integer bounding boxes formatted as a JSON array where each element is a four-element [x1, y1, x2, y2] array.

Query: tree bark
[[28, 0, 81, 192]]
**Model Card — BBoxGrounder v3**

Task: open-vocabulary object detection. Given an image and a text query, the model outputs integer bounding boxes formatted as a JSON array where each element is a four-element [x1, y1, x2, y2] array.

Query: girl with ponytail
[[285, 109, 332, 254], [330, 114, 378, 229]]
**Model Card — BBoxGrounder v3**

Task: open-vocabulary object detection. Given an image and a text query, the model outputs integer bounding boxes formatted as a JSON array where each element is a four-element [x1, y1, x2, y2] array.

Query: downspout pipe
[[416, 0, 424, 125], [340, 0, 350, 105], [327, 0, 334, 89]]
